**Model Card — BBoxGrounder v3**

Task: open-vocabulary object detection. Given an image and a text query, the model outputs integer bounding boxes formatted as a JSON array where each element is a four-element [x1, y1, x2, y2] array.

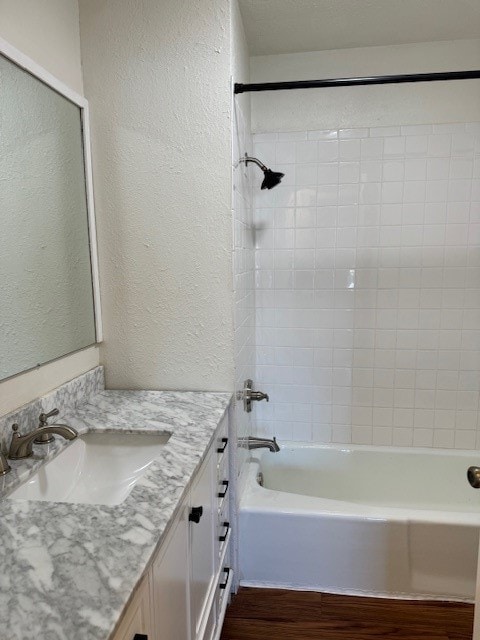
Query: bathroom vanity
[[0, 369, 233, 640]]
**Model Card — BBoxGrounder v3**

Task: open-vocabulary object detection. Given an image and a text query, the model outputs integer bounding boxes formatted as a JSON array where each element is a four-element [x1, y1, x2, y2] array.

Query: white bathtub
[[239, 443, 480, 601]]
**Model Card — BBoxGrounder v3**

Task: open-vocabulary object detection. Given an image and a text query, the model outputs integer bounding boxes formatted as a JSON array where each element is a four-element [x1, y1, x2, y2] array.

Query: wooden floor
[[220, 588, 474, 640]]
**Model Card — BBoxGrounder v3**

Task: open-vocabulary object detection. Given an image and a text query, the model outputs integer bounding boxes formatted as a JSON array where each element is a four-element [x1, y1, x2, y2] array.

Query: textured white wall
[[79, 0, 234, 391], [0, 0, 99, 417], [251, 40, 480, 132], [0, 0, 83, 94]]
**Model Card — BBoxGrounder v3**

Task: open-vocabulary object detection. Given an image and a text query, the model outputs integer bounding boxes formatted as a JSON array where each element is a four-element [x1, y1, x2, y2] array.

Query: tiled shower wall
[[253, 123, 480, 448], [233, 100, 256, 468]]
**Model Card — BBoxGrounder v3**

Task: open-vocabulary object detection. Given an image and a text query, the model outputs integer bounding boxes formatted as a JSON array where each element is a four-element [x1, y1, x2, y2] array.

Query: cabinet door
[[189, 450, 215, 639], [111, 573, 152, 640], [152, 504, 190, 640]]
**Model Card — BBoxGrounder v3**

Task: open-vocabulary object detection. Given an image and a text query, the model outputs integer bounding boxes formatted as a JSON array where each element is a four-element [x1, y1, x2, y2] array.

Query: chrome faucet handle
[[9, 423, 23, 458], [35, 408, 60, 444], [39, 408, 59, 426], [240, 380, 270, 413], [250, 391, 269, 403]]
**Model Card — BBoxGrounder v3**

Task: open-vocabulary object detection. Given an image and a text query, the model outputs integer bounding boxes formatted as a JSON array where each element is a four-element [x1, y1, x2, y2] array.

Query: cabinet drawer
[[214, 558, 233, 640], [217, 521, 231, 561], [215, 416, 229, 465], [216, 454, 230, 493], [216, 478, 229, 513]]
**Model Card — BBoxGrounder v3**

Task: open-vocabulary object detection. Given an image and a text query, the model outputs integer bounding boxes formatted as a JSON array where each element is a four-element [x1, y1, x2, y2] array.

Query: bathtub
[[239, 443, 480, 601]]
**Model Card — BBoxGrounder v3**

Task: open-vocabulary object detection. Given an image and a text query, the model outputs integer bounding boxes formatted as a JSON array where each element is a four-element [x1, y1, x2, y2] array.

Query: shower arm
[[239, 154, 268, 172]]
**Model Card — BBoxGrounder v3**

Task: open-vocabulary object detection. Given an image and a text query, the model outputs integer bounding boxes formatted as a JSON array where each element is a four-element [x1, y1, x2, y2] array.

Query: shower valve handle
[[250, 391, 269, 403], [240, 380, 270, 413]]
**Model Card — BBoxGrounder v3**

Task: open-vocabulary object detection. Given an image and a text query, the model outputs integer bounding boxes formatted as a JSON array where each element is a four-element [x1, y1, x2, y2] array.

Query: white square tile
[[360, 161, 383, 183], [274, 185, 296, 207], [352, 425, 372, 444], [405, 136, 428, 156], [339, 162, 360, 183], [454, 430, 476, 449], [433, 429, 455, 448], [424, 202, 446, 224], [413, 428, 433, 447], [448, 180, 471, 202], [339, 139, 361, 161], [317, 206, 338, 228], [276, 141, 296, 164], [414, 408, 434, 427], [337, 205, 358, 227], [393, 408, 414, 426], [425, 180, 449, 204], [392, 428, 413, 446], [381, 204, 401, 226], [361, 138, 383, 160], [384, 137, 405, 158], [296, 187, 317, 207], [428, 134, 451, 157], [382, 182, 403, 204], [359, 183, 381, 205], [338, 184, 359, 205], [404, 158, 427, 181], [316, 185, 338, 206], [318, 163, 339, 185], [296, 141, 318, 164], [383, 161, 404, 182], [317, 140, 339, 162], [451, 133, 475, 157], [295, 163, 317, 186], [403, 181, 426, 203]]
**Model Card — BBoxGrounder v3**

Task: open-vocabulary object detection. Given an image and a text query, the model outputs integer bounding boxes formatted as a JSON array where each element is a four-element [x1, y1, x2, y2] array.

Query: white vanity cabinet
[[110, 416, 232, 640], [111, 573, 153, 640], [151, 506, 190, 640], [189, 448, 216, 640]]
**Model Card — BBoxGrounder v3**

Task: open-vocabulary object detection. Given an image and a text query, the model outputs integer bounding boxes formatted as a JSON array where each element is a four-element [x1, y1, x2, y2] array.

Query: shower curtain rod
[[234, 70, 480, 94]]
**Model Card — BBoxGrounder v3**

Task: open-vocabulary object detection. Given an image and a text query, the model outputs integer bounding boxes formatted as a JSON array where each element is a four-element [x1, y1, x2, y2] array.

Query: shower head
[[261, 168, 284, 190], [240, 154, 285, 190]]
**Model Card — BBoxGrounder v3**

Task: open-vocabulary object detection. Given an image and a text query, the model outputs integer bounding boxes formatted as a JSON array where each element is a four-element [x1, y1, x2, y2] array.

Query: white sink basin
[[8, 431, 171, 506]]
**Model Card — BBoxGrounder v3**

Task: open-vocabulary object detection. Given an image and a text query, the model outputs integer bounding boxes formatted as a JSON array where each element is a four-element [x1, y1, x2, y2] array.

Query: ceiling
[[238, 0, 480, 56]]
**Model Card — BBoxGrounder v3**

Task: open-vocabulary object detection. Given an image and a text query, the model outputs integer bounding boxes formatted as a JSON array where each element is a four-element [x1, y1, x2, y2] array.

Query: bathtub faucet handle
[[250, 391, 269, 403], [240, 380, 270, 413]]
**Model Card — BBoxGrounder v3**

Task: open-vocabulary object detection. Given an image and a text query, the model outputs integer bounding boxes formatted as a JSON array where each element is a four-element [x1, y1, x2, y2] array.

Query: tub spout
[[239, 436, 280, 453]]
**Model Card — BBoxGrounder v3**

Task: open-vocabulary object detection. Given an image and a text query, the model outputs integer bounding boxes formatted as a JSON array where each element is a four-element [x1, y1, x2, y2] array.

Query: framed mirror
[[0, 37, 102, 381]]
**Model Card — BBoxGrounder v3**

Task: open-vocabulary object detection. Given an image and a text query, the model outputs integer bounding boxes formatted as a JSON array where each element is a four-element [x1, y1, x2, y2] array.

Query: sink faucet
[[9, 420, 78, 460], [239, 436, 280, 452]]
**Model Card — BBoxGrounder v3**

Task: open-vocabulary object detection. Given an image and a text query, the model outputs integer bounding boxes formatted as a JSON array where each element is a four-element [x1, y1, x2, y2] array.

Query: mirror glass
[[0, 53, 97, 380]]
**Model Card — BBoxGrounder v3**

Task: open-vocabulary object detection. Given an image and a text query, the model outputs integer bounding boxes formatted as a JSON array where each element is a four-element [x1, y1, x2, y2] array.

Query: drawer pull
[[217, 480, 229, 499], [133, 635, 148, 640], [219, 567, 230, 590], [217, 437, 228, 453], [189, 506, 203, 523], [219, 521, 230, 542]]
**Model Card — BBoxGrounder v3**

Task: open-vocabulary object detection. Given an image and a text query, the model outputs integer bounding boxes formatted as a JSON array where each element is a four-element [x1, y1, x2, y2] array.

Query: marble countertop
[[0, 389, 232, 640]]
